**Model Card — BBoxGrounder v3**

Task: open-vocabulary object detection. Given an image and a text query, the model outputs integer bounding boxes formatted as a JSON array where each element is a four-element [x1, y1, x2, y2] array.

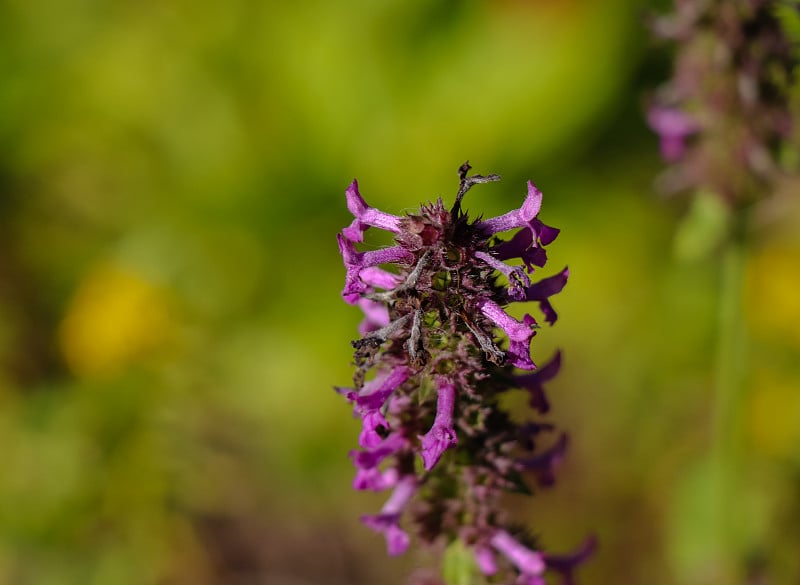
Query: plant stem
[[710, 218, 748, 581]]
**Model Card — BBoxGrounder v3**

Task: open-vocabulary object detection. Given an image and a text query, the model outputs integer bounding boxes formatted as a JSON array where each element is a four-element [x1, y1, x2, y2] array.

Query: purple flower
[[350, 432, 407, 472], [520, 267, 569, 325], [477, 181, 543, 236], [337, 234, 413, 304], [354, 366, 411, 412], [342, 179, 404, 242], [356, 297, 390, 336], [490, 530, 546, 579], [648, 2, 795, 202], [475, 250, 531, 301], [647, 105, 698, 162], [492, 228, 548, 272], [476, 298, 538, 370], [544, 536, 598, 585], [358, 409, 389, 448], [474, 545, 498, 576], [518, 432, 568, 487], [361, 475, 417, 556], [419, 377, 458, 470], [337, 163, 588, 584], [515, 350, 562, 413], [358, 266, 402, 290], [353, 466, 398, 492]]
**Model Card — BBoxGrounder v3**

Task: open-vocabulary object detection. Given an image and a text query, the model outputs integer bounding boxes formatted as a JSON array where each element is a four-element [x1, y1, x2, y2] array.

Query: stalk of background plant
[[648, 1, 796, 582]]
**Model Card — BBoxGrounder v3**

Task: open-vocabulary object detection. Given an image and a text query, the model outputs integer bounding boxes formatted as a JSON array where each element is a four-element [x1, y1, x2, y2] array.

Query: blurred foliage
[[0, 0, 799, 584]]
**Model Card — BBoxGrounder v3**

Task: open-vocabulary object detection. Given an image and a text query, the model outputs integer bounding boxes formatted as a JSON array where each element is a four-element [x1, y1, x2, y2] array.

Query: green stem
[[710, 218, 748, 581]]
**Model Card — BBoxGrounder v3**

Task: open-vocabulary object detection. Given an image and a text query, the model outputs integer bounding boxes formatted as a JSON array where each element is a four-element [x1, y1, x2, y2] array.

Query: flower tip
[[345, 179, 367, 215], [419, 426, 458, 471], [522, 181, 543, 221], [342, 219, 365, 243], [336, 233, 354, 258], [361, 513, 410, 556], [386, 524, 411, 556]]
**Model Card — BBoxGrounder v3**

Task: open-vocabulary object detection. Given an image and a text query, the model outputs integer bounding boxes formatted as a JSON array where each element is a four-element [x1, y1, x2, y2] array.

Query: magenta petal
[[342, 179, 403, 242], [359, 266, 402, 290], [543, 535, 598, 576], [521, 267, 568, 325], [647, 106, 699, 163], [478, 181, 543, 235], [359, 410, 389, 448], [356, 367, 411, 412], [360, 475, 416, 555], [490, 530, 546, 577], [518, 433, 568, 486], [338, 234, 413, 304], [385, 523, 411, 556], [475, 251, 530, 301], [350, 433, 407, 470], [530, 219, 560, 246], [357, 298, 391, 336], [419, 378, 458, 470], [353, 466, 398, 491], [522, 267, 569, 301], [507, 314, 538, 370], [477, 299, 538, 370], [474, 546, 498, 576]]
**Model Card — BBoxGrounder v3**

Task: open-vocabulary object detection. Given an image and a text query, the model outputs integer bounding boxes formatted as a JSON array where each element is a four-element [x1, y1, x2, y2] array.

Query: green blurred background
[[1, 1, 799, 584]]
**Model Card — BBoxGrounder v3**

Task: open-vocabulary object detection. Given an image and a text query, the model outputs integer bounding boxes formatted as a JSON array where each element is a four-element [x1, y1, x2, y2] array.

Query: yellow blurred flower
[[747, 368, 800, 459], [59, 263, 173, 378], [745, 246, 800, 348]]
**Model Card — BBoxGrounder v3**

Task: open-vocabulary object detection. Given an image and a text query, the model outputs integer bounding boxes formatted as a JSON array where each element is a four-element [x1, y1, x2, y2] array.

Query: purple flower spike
[[490, 530, 546, 579], [478, 181, 543, 236], [514, 350, 562, 413], [520, 267, 569, 325], [342, 179, 404, 242], [477, 298, 537, 370], [361, 475, 417, 556], [419, 378, 458, 470], [337, 164, 588, 584]]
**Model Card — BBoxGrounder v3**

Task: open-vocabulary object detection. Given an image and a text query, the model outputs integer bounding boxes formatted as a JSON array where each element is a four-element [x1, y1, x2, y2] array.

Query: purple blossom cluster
[[336, 163, 594, 584], [648, 0, 796, 203]]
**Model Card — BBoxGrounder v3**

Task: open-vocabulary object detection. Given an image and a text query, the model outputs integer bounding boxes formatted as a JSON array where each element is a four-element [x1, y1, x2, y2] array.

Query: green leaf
[[673, 191, 731, 262], [442, 539, 479, 585]]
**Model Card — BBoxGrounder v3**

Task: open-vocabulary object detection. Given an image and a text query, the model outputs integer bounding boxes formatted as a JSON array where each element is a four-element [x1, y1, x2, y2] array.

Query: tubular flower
[[336, 163, 592, 584]]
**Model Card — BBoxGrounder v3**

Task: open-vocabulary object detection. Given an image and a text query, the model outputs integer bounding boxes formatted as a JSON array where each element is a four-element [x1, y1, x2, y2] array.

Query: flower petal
[[342, 179, 404, 242], [490, 530, 546, 577], [477, 181, 543, 236], [419, 378, 458, 470]]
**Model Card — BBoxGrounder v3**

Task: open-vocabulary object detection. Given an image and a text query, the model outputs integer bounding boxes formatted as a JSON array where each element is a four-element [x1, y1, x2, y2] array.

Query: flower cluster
[[336, 163, 593, 584], [648, 0, 796, 204]]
